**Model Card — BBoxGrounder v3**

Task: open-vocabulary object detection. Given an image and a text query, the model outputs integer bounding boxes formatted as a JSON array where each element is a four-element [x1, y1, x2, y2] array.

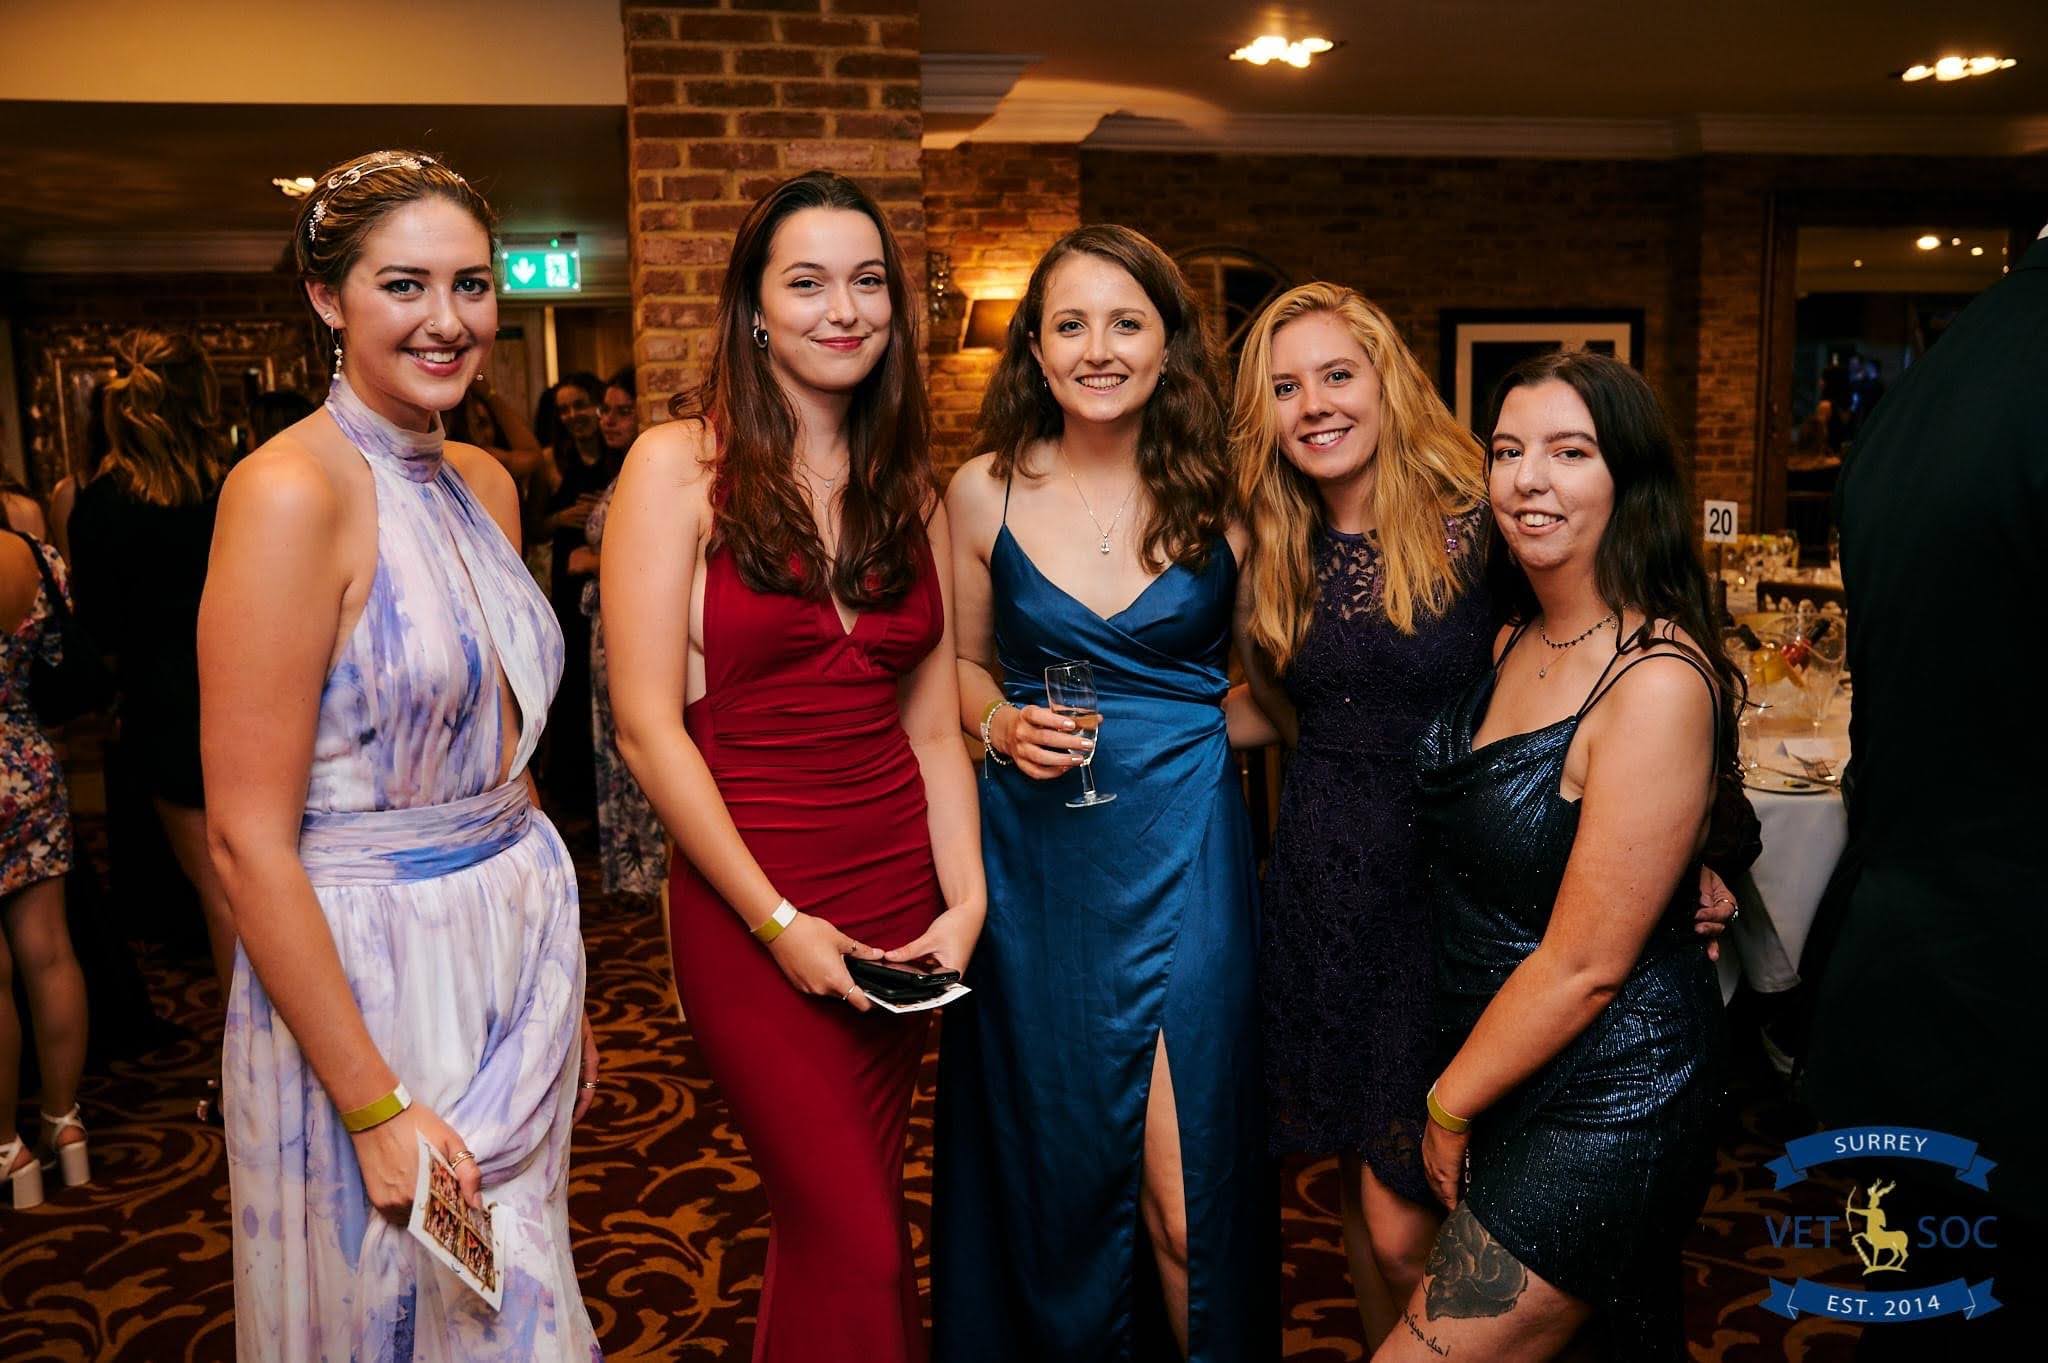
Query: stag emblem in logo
[[1846, 1180, 1911, 1274]]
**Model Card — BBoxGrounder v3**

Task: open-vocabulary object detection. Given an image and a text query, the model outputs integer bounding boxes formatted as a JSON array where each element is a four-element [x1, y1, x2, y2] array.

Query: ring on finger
[[843, 986, 857, 1002], [449, 1150, 476, 1170]]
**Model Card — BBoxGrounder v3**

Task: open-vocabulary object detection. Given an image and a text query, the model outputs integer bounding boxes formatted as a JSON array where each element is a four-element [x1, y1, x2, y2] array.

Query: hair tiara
[[306, 152, 459, 244]]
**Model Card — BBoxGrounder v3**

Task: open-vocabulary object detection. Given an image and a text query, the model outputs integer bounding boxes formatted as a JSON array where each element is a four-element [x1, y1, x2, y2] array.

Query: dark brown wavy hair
[[1483, 350, 1742, 778], [973, 224, 1230, 570], [671, 171, 931, 608]]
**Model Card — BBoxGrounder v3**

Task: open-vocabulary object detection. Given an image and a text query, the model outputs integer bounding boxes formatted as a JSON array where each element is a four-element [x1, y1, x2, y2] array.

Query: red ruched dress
[[667, 539, 944, 1363]]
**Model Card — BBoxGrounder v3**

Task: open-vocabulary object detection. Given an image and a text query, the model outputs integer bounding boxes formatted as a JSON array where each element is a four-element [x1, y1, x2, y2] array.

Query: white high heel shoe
[[40, 1106, 91, 1188], [3, 1135, 44, 1210]]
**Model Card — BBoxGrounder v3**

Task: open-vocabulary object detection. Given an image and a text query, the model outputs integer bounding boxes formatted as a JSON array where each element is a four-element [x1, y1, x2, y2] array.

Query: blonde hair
[[100, 328, 230, 508], [1231, 283, 1485, 671]]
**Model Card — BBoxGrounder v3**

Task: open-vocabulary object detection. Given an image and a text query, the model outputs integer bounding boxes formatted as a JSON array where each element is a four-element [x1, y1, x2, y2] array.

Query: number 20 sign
[[1704, 500, 1738, 544]]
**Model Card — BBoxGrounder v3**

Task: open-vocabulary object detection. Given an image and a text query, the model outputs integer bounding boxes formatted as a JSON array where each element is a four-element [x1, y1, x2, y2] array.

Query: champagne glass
[[1044, 659, 1115, 808]]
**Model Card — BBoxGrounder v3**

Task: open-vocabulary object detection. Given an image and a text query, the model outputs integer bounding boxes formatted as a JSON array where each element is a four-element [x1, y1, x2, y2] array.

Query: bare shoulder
[[219, 437, 343, 531], [944, 452, 1004, 543], [1491, 621, 1519, 663], [628, 416, 716, 490], [1600, 621, 1719, 725], [1222, 517, 1251, 564], [3, 491, 47, 539]]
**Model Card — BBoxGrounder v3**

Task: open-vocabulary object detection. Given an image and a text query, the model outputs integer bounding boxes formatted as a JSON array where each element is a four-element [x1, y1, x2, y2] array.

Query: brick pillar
[[624, 1, 923, 423], [922, 144, 1082, 473]]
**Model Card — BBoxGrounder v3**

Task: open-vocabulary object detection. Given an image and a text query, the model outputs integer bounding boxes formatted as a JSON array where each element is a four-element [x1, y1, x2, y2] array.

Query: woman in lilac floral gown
[[204, 152, 597, 1361]]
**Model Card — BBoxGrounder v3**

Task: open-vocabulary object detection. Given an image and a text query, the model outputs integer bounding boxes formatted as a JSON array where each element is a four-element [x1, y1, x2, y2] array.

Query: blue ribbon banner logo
[[1767, 1126, 1996, 1190], [1764, 1278, 2001, 1322]]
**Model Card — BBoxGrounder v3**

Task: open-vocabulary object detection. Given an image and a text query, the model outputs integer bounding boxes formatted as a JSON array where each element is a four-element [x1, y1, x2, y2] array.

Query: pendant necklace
[[1060, 447, 1137, 555], [1535, 612, 1615, 679]]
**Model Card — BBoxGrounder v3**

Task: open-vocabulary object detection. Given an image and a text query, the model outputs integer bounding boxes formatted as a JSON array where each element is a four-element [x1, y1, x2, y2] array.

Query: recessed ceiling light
[[272, 176, 318, 198], [1951, 236, 1962, 246], [1915, 234, 1942, 250], [1971, 246, 1986, 256], [1853, 258, 1864, 267], [1230, 35, 1335, 68], [1900, 54, 2017, 82]]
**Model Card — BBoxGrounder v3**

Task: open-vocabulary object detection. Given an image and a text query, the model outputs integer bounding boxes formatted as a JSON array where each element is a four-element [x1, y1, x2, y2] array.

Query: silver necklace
[[1535, 612, 1615, 678], [1060, 449, 1137, 555], [800, 458, 846, 496]]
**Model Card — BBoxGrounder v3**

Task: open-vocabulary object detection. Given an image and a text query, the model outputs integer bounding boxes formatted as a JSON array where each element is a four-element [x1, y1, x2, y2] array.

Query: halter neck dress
[[223, 376, 597, 1361], [933, 478, 1275, 1361]]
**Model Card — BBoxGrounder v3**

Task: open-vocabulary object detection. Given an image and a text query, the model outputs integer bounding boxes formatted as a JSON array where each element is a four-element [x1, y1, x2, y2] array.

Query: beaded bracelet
[[979, 698, 1014, 767]]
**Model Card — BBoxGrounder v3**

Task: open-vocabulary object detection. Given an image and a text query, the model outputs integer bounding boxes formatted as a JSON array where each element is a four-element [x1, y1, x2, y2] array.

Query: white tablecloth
[[1715, 710, 1851, 1000]]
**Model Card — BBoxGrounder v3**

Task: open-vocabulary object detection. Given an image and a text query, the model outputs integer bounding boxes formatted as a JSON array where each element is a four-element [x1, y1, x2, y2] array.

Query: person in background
[[443, 376, 545, 487], [1801, 225, 2048, 1362], [1, 506, 92, 1210], [605, 170, 984, 1363], [45, 381, 111, 566], [246, 389, 316, 459], [573, 366, 666, 899], [1, 478, 47, 539], [537, 370, 614, 818], [67, 330, 235, 999], [1386, 351, 1733, 1361]]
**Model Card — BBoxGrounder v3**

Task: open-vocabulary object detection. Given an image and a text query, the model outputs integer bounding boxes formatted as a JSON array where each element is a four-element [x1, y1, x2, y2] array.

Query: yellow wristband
[[340, 1081, 412, 1133], [753, 898, 798, 944], [1426, 1083, 1472, 1135]]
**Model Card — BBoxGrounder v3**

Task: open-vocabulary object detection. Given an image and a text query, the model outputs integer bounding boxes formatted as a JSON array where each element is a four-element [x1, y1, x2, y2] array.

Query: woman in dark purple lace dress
[[1228, 284, 1492, 1346]]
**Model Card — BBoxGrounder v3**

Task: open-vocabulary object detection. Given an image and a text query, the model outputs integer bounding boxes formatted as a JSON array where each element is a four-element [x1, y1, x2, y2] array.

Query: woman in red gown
[[602, 171, 985, 1363]]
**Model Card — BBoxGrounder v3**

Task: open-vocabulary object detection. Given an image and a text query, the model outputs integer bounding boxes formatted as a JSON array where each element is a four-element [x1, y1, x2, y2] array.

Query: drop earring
[[332, 335, 344, 382], [752, 323, 770, 350]]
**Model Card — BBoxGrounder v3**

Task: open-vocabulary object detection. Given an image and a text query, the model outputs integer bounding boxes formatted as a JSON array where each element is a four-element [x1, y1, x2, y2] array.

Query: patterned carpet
[[3, 825, 1861, 1362]]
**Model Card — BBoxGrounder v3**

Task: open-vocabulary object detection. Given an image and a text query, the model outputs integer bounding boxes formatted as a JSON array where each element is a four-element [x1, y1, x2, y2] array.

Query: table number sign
[[1704, 499, 1738, 544]]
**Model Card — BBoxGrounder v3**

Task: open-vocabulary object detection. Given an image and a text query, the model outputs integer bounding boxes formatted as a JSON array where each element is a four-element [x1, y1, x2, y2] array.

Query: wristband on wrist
[[340, 1081, 412, 1134], [1426, 1082, 1471, 1135], [979, 699, 1015, 768], [752, 898, 799, 945]]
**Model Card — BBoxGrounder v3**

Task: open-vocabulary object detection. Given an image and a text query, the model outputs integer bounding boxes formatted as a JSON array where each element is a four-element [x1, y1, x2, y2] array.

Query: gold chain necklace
[[1535, 612, 1615, 678]]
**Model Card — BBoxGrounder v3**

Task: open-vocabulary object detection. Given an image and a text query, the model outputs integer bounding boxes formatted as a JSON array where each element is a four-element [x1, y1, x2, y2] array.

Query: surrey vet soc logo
[[1761, 1126, 2001, 1326]]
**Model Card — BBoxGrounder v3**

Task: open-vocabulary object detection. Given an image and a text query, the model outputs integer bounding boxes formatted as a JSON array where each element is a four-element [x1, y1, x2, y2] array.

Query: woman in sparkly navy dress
[[1384, 351, 1738, 1361], [1228, 284, 1491, 1346]]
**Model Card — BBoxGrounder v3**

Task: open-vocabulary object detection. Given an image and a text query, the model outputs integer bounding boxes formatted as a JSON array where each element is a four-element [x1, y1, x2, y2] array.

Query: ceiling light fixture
[[1971, 246, 1986, 256], [1900, 55, 2017, 82], [1915, 234, 1942, 251], [1230, 35, 1335, 69], [272, 176, 318, 198]]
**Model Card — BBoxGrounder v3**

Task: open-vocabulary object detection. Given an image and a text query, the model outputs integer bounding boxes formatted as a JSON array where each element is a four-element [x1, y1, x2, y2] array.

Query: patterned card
[[407, 1134, 504, 1311]]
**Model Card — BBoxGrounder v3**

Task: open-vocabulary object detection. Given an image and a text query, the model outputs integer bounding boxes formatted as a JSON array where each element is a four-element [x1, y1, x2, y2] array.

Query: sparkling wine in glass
[[1044, 660, 1115, 808]]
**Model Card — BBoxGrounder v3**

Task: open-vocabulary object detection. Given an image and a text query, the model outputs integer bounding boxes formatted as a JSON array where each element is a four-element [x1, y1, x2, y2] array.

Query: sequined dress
[[1257, 510, 1490, 1202], [223, 376, 597, 1361], [1413, 633, 1727, 1356]]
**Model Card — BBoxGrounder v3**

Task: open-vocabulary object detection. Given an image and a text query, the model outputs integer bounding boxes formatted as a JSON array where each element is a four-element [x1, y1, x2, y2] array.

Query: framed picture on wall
[[1439, 309, 1644, 434]]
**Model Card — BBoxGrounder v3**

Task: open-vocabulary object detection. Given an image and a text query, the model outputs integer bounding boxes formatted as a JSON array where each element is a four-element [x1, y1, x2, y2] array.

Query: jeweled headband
[[305, 152, 458, 243]]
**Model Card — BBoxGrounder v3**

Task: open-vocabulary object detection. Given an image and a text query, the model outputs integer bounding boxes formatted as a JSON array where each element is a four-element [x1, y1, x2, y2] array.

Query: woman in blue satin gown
[[926, 224, 1273, 1361]]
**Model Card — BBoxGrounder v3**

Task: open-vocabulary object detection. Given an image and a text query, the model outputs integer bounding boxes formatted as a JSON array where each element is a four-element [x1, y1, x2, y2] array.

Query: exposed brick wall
[[623, 0, 923, 425], [922, 143, 1081, 471], [1035, 148, 2048, 520]]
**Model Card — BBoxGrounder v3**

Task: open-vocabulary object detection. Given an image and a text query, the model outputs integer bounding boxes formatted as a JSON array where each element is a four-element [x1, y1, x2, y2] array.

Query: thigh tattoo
[[1423, 1204, 1530, 1320]]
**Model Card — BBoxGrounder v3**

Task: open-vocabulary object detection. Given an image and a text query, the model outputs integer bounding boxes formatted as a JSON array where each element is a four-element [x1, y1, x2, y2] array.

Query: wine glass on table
[[1044, 660, 1115, 808]]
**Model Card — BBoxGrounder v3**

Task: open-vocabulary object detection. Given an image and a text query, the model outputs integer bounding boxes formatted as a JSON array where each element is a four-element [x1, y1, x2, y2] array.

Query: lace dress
[[1257, 507, 1491, 1202]]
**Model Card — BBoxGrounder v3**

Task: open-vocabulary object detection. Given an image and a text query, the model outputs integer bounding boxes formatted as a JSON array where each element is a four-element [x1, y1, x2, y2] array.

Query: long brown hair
[[100, 328, 231, 507], [1233, 284, 1486, 671], [972, 225, 1230, 571], [673, 171, 931, 608], [1483, 350, 1743, 777]]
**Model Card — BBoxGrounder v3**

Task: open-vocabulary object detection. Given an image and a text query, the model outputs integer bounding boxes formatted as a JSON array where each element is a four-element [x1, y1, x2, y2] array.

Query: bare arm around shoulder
[[943, 454, 1094, 781], [200, 443, 483, 1213], [1227, 537, 1296, 750], [601, 422, 884, 1008], [1433, 652, 1715, 1121], [880, 500, 987, 973]]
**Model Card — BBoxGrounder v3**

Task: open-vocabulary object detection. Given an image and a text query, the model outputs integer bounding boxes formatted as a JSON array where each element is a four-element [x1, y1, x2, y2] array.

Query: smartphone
[[848, 958, 962, 993]]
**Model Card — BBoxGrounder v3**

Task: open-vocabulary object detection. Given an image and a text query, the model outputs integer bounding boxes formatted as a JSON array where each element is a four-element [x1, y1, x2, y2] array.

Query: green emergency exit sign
[[501, 237, 581, 294]]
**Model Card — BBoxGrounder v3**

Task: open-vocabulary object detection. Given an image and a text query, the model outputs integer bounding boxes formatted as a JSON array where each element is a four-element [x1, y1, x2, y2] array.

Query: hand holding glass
[[1044, 660, 1115, 808]]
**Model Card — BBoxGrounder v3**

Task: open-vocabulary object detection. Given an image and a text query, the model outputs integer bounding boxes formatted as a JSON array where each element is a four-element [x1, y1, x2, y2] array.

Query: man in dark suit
[[1803, 225, 2046, 1357]]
